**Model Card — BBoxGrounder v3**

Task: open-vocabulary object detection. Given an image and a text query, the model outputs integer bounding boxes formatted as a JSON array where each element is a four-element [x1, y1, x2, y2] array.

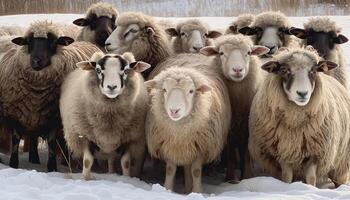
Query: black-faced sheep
[[225, 14, 255, 35], [200, 35, 269, 181], [289, 17, 348, 88], [249, 48, 350, 187], [0, 20, 100, 171], [104, 12, 173, 80], [238, 11, 297, 56], [145, 63, 231, 193], [165, 19, 222, 53], [60, 52, 150, 179], [73, 2, 118, 50]]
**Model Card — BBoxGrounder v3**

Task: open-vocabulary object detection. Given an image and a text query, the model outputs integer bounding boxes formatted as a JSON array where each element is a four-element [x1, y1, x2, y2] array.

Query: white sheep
[[105, 12, 173, 79], [249, 47, 350, 187], [200, 34, 269, 181], [165, 19, 222, 53], [0, 20, 100, 171], [225, 14, 255, 35], [289, 17, 348, 88], [60, 52, 150, 179], [145, 65, 231, 193], [73, 2, 118, 50]]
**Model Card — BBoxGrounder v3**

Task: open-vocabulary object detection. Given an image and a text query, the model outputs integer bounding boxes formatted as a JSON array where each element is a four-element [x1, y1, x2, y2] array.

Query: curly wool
[[225, 14, 255, 34], [215, 34, 253, 53], [304, 17, 341, 33], [146, 64, 231, 165], [0, 26, 25, 37], [253, 11, 290, 29], [85, 2, 118, 19], [249, 49, 350, 183]]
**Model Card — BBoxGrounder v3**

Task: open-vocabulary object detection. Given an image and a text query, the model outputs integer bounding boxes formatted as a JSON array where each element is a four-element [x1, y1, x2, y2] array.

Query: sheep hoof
[[84, 174, 95, 181], [47, 158, 57, 172]]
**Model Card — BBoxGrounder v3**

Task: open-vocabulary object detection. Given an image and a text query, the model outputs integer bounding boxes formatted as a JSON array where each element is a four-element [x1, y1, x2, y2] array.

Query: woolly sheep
[[225, 14, 255, 35], [73, 2, 118, 50], [200, 35, 269, 181], [165, 19, 222, 53], [249, 47, 350, 187], [105, 12, 173, 79], [239, 11, 298, 56], [289, 17, 349, 88], [145, 62, 231, 193], [60, 52, 150, 179], [0, 20, 100, 171], [0, 26, 25, 37]]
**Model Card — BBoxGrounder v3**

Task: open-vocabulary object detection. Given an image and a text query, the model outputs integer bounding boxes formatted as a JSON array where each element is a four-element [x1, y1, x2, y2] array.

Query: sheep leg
[[184, 165, 193, 194], [47, 130, 57, 172], [280, 161, 293, 183], [82, 146, 94, 180], [304, 162, 317, 186], [164, 162, 177, 191], [121, 150, 131, 176], [191, 158, 203, 193], [129, 141, 146, 177], [225, 135, 239, 182], [107, 155, 116, 174], [9, 131, 21, 168], [28, 135, 40, 164], [242, 148, 253, 179]]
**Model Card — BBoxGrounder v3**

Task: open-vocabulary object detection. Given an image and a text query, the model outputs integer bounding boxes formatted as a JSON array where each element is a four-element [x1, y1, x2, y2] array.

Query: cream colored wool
[[146, 66, 231, 166], [249, 49, 350, 185], [60, 52, 148, 176], [0, 26, 25, 37]]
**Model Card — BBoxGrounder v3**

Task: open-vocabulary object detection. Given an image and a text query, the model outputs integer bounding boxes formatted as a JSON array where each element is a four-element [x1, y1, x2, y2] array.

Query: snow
[[0, 14, 350, 200]]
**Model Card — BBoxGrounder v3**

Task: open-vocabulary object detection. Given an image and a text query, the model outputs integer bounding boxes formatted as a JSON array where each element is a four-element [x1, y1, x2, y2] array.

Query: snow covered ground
[[0, 14, 350, 200]]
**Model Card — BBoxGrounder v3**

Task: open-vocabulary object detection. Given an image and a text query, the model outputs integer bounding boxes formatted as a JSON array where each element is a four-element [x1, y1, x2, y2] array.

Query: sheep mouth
[[105, 46, 118, 52]]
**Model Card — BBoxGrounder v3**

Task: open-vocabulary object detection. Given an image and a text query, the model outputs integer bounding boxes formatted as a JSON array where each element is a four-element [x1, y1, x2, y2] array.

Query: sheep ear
[[200, 46, 219, 56], [229, 25, 237, 33], [250, 45, 269, 56], [196, 85, 211, 94], [165, 28, 178, 37], [317, 60, 338, 72], [334, 34, 348, 44], [130, 61, 151, 73], [57, 36, 74, 46], [238, 27, 256, 35], [261, 61, 281, 74], [289, 28, 307, 39], [73, 18, 90, 26], [12, 37, 27, 46], [207, 31, 222, 38], [76, 61, 96, 70]]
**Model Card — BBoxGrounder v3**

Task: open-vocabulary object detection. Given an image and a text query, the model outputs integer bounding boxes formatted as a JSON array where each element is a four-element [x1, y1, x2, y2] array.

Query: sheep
[[104, 12, 173, 80], [200, 35, 269, 181], [225, 14, 255, 35], [165, 19, 222, 53], [145, 65, 231, 193], [60, 52, 150, 179], [289, 17, 348, 88], [238, 11, 298, 57], [0, 20, 100, 171], [73, 2, 118, 50], [0, 26, 25, 37], [249, 47, 350, 187]]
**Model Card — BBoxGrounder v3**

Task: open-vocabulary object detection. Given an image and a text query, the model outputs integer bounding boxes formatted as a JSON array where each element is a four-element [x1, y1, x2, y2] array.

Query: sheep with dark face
[[60, 52, 150, 179], [0, 21, 100, 171], [166, 19, 222, 53], [249, 48, 350, 187], [104, 12, 172, 80], [239, 11, 296, 56], [225, 14, 255, 35], [73, 2, 118, 50], [289, 17, 348, 88]]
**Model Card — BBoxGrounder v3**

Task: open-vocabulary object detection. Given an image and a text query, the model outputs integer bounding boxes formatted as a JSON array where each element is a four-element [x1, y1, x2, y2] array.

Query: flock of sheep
[[0, 2, 349, 194]]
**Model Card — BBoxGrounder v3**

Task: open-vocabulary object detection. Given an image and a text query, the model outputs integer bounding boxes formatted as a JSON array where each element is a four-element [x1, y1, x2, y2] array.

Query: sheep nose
[[170, 108, 180, 115], [32, 57, 41, 63], [296, 91, 308, 98], [233, 68, 243, 73], [193, 46, 203, 51], [107, 85, 117, 91]]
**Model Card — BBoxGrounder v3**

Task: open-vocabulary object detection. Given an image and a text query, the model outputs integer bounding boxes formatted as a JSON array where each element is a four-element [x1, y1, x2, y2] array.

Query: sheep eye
[[181, 32, 185, 36], [204, 33, 208, 37], [130, 29, 137, 33], [189, 89, 194, 94], [163, 88, 167, 92], [219, 52, 224, 56], [95, 68, 101, 74]]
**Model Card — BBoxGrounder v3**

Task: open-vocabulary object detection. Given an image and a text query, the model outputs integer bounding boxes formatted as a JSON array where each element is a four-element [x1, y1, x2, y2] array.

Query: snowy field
[[0, 14, 350, 200]]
